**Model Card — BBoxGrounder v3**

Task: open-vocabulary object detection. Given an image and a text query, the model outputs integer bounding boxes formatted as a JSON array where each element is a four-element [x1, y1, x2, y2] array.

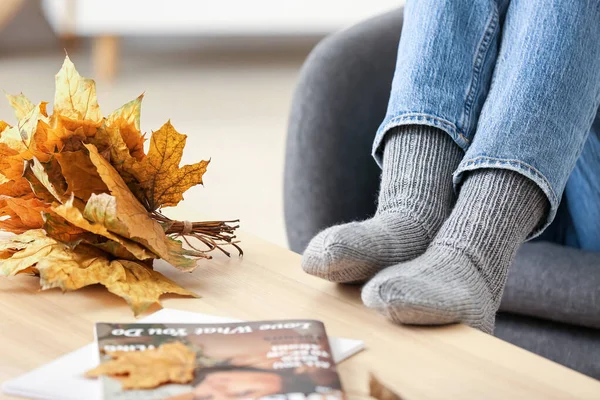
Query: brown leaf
[[22, 164, 57, 203], [106, 94, 146, 161], [42, 211, 98, 246], [85, 144, 203, 270], [0, 177, 33, 199], [88, 123, 137, 181], [24, 157, 67, 203], [23, 159, 67, 203], [369, 373, 404, 400], [131, 121, 209, 210], [54, 150, 108, 201], [86, 341, 196, 389]]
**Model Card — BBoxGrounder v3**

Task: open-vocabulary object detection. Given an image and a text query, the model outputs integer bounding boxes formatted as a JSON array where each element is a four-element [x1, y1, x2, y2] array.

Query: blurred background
[[0, 0, 401, 248]]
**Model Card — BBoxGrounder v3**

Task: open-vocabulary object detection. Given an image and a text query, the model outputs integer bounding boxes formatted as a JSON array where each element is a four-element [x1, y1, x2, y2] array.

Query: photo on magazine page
[[94, 320, 345, 400]]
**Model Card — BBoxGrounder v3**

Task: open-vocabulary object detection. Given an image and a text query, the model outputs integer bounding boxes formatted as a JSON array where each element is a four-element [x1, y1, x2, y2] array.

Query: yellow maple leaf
[[85, 144, 205, 270], [86, 341, 196, 389], [131, 121, 209, 210], [0, 229, 60, 276], [52, 56, 102, 136], [1, 102, 48, 152], [106, 94, 146, 161], [0, 230, 197, 315], [104, 259, 199, 315], [6, 93, 35, 120]]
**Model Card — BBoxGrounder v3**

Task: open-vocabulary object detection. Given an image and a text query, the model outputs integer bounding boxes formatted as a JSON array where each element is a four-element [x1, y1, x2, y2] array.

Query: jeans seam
[[378, 114, 470, 146], [462, 6, 499, 136]]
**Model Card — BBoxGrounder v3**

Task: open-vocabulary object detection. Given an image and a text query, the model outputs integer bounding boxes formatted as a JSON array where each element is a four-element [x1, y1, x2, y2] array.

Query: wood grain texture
[[1, 231, 599, 399]]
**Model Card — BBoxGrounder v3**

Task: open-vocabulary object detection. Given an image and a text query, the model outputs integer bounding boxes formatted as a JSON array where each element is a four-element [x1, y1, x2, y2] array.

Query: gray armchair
[[284, 9, 600, 379]]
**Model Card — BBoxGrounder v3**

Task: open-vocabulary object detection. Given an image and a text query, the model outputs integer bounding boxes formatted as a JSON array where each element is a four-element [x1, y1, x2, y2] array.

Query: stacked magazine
[[92, 319, 346, 400]]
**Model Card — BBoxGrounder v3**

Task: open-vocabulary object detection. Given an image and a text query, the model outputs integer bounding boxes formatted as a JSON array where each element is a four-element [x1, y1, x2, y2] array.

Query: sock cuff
[[378, 125, 464, 224], [460, 168, 549, 232]]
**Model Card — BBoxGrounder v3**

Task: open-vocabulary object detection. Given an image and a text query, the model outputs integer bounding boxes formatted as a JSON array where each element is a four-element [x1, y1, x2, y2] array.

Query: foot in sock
[[301, 125, 463, 283], [362, 169, 548, 333]]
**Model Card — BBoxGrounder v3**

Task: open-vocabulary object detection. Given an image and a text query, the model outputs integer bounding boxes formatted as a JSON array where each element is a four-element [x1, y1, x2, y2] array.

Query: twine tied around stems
[[182, 220, 193, 235]]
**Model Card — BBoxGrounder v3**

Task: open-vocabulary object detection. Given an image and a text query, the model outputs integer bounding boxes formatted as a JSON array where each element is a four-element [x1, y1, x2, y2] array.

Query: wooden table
[[1, 231, 599, 399]]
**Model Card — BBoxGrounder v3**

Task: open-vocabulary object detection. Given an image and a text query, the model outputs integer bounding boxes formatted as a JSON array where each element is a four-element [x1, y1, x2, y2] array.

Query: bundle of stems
[[152, 211, 243, 258]]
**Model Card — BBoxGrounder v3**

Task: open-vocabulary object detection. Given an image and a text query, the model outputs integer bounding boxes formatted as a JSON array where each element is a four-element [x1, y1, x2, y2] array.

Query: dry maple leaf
[[53, 56, 102, 135], [106, 94, 146, 161], [86, 341, 196, 389], [0, 230, 197, 315], [369, 373, 404, 400], [0, 197, 50, 233], [52, 195, 156, 261], [54, 150, 109, 201], [131, 120, 209, 211]]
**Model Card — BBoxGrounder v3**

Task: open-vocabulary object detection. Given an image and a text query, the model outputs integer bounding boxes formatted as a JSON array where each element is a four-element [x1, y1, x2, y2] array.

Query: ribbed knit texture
[[301, 125, 463, 283], [362, 169, 548, 333]]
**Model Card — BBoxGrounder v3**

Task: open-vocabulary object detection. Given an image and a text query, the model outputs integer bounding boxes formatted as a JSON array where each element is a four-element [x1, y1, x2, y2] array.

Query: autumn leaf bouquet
[[0, 56, 240, 314]]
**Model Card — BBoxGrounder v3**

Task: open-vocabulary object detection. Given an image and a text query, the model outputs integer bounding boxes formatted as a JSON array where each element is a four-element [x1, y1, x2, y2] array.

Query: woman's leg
[[302, 0, 510, 283], [284, 10, 403, 254], [364, 0, 600, 332]]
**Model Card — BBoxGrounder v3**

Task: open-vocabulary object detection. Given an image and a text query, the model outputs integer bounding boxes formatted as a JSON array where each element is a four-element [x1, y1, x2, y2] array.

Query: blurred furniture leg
[[59, 0, 78, 50], [93, 35, 119, 81]]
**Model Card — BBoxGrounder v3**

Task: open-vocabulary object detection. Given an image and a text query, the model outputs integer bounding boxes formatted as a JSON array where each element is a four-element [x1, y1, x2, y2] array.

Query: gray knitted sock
[[362, 169, 548, 333], [301, 125, 463, 283]]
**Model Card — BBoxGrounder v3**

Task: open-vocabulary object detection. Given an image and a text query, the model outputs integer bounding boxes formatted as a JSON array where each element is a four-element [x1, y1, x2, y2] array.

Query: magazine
[[93, 320, 345, 400]]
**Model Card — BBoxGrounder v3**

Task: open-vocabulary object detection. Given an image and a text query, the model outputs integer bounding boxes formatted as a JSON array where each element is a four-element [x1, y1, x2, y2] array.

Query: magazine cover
[[92, 320, 345, 400]]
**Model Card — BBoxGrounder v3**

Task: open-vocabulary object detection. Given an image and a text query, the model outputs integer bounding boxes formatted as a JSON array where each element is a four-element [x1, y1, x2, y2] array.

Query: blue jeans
[[373, 0, 600, 251]]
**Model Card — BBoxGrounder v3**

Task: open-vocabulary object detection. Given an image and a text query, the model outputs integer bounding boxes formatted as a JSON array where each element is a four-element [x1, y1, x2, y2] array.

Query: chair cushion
[[500, 242, 600, 329], [495, 313, 600, 379]]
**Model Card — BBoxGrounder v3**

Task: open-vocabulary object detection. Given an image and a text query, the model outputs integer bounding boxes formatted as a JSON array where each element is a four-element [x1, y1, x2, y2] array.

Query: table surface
[[1, 231, 599, 400]]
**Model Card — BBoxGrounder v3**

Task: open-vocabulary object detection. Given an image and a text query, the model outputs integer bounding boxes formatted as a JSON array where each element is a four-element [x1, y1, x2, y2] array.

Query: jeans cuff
[[453, 156, 559, 239], [372, 113, 470, 168]]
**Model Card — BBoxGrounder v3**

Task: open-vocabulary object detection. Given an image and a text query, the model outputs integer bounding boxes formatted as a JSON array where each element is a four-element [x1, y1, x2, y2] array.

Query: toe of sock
[[301, 229, 332, 278], [362, 263, 495, 331], [363, 274, 462, 325], [301, 222, 389, 283]]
